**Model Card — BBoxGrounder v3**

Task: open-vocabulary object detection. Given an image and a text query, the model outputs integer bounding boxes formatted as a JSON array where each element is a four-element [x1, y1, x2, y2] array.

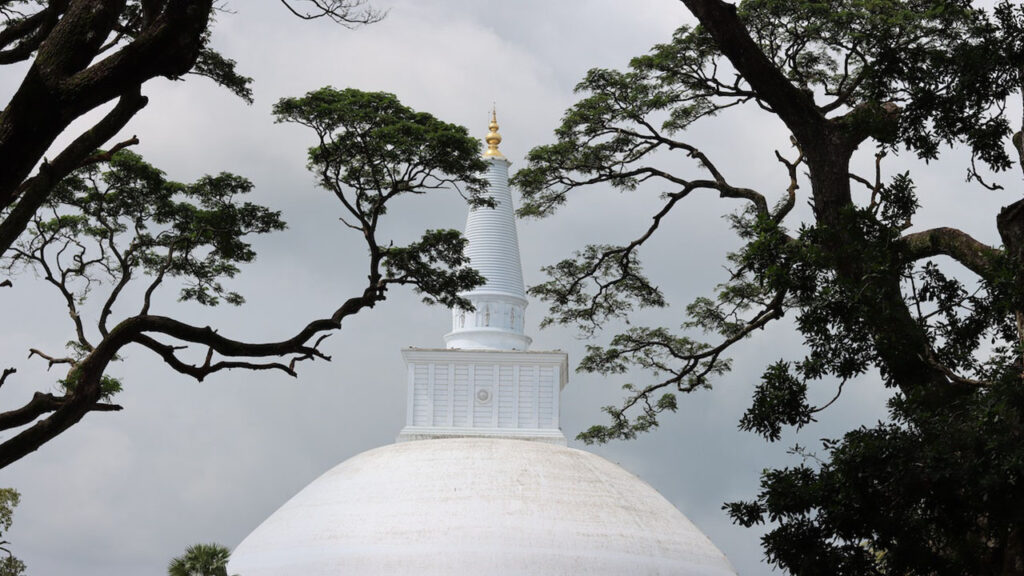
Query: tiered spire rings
[[483, 107, 505, 159]]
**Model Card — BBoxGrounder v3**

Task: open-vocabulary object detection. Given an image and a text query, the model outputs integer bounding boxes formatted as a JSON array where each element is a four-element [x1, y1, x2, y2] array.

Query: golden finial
[[484, 106, 504, 158]]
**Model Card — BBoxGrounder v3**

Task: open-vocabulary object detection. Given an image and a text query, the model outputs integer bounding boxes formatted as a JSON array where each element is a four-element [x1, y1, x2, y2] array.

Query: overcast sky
[[1, 1, 1020, 575]]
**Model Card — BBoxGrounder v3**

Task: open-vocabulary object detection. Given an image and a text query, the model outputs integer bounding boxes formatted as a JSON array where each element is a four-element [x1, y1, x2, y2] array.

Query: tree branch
[[79, 136, 139, 169], [278, 0, 385, 27], [27, 348, 74, 370], [0, 88, 148, 257], [0, 391, 120, 431], [900, 227, 1001, 280], [679, 0, 825, 145], [0, 0, 66, 64], [0, 368, 14, 389]]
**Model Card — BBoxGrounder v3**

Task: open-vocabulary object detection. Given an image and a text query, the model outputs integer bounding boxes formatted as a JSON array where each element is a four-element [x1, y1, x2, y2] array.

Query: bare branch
[[900, 227, 1001, 280], [27, 348, 74, 370], [0, 391, 121, 431], [79, 136, 139, 169], [966, 156, 1004, 191], [773, 143, 804, 222], [133, 335, 300, 381], [809, 378, 846, 414], [0, 368, 14, 389], [278, 0, 384, 27], [922, 349, 988, 389]]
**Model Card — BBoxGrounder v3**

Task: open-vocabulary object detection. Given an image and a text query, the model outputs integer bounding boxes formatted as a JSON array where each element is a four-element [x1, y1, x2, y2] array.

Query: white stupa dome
[[228, 437, 735, 576], [229, 113, 736, 576]]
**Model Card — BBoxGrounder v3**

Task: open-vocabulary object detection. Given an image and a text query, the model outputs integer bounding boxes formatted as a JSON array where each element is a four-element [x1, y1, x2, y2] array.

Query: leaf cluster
[[514, 0, 1023, 222], [5, 150, 285, 308], [273, 87, 489, 307], [728, 364, 1024, 575], [529, 244, 665, 337], [274, 87, 489, 205], [110, 3, 255, 103], [382, 229, 484, 309], [0, 488, 23, 576], [167, 542, 233, 576], [738, 0, 1022, 168]]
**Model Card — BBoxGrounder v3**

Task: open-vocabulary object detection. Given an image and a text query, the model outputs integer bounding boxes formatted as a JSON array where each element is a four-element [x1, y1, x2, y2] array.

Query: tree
[[0, 1, 383, 258], [0, 88, 487, 468], [513, 0, 1024, 573], [0, 489, 25, 576], [0, 1, 393, 466], [167, 542, 233, 576]]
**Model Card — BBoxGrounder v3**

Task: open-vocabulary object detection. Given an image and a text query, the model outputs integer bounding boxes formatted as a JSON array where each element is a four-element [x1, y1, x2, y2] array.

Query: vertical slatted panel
[[538, 365, 554, 428], [498, 365, 514, 427], [432, 364, 449, 426], [447, 362, 455, 427], [412, 363, 429, 426], [518, 365, 536, 428], [453, 364, 470, 426]]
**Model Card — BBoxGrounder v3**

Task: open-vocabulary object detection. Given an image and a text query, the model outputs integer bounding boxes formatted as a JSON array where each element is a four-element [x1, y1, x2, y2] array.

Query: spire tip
[[484, 106, 504, 158]]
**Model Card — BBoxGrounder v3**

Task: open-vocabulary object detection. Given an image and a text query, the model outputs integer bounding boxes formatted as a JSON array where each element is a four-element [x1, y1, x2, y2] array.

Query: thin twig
[[27, 348, 75, 370]]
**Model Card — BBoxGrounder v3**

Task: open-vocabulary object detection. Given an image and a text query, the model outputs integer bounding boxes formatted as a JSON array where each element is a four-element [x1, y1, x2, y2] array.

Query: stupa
[[227, 112, 737, 576]]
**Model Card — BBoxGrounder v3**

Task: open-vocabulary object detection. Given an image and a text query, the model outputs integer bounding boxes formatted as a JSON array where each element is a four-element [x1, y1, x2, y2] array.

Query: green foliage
[[114, 4, 255, 103], [728, 365, 1024, 575], [576, 327, 730, 444], [191, 27, 255, 104], [514, 1, 1023, 215], [529, 244, 665, 336], [273, 87, 488, 203], [740, 362, 814, 442], [739, 0, 1020, 166], [273, 87, 489, 308], [382, 229, 484, 309], [519, 0, 1024, 572], [0, 489, 18, 539], [0, 150, 284, 413], [0, 489, 24, 576], [167, 542, 234, 576], [6, 150, 285, 308], [59, 371, 123, 402], [0, 556, 25, 576], [578, 389, 679, 445], [876, 172, 918, 229]]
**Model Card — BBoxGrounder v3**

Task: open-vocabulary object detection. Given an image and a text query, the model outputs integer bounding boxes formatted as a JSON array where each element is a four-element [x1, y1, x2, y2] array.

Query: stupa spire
[[444, 110, 530, 351], [399, 109, 566, 445]]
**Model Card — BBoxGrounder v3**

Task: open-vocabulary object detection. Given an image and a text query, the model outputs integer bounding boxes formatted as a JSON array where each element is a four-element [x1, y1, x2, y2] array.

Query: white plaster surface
[[446, 156, 532, 351], [228, 438, 737, 576], [462, 158, 524, 299], [399, 348, 567, 442]]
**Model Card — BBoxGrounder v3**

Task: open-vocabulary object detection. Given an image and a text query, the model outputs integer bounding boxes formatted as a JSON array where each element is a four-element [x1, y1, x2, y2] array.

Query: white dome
[[229, 438, 736, 576]]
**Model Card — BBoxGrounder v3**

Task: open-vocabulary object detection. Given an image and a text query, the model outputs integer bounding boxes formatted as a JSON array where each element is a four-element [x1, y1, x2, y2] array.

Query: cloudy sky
[[1, 1, 1020, 575]]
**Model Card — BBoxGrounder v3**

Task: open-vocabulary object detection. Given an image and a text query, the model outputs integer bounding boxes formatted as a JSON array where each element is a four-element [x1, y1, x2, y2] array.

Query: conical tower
[[445, 110, 531, 351], [398, 111, 566, 444]]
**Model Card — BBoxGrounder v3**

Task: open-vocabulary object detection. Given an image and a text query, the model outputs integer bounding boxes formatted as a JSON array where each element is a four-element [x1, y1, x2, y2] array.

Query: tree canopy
[[0, 1, 383, 259], [0, 87, 486, 468], [0, 1, 412, 466], [514, 0, 1024, 573]]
